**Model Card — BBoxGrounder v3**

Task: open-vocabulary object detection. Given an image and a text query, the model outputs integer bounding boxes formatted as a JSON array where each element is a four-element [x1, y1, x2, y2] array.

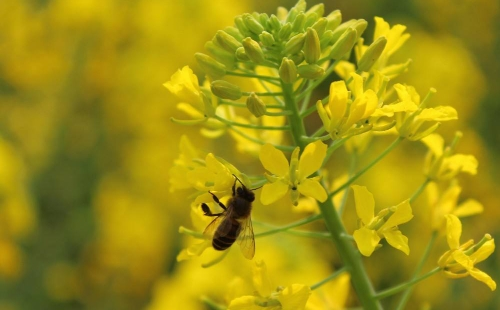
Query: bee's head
[[236, 186, 255, 202]]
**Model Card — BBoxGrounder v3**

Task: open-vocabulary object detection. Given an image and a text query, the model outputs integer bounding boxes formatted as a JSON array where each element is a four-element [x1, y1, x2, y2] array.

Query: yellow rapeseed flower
[[259, 141, 327, 206], [351, 185, 413, 256], [438, 214, 496, 291]]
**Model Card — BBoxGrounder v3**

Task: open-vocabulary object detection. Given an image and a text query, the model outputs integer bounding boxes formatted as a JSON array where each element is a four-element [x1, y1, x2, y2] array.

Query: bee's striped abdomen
[[213, 220, 241, 251]]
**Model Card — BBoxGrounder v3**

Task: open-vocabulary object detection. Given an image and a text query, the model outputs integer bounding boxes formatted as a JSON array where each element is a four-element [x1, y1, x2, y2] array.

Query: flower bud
[[215, 30, 242, 53], [246, 92, 267, 117], [259, 31, 275, 47], [357, 36, 387, 72], [235, 47, 250, 61], [284, 32, 306, 55], [195, 53, 226, 78], [204, 41, 235, 69], [243, 13, 265, 35], [211, 80, 242, 100], [319, 30, 333, 48], [258, 13, 270, 28], [267, 14, 281, 32], [325, 10, 342, 31], [224, 26, 244, 42], [278, 23, 293, 41], [292, 13, 305, 32], [330, 19, 355, 42], [288, 52, 305, 65], [242, 37, 266, 64], [306, 3, 324, 18], [234, 16, 251, 37], [352, 19, 368, 40], [304, 28, 321, 64], [304, 12, 319, 28], [329, 27, 357, 60], [311, 17, 327, 37], [279, 57, 297, 84], [297, 64, 325, 79]]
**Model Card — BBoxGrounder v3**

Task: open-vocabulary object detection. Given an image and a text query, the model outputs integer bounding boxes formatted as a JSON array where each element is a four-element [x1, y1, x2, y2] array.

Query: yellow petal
[[328, 81, 349, 126], [259, 143, 289, 176], [351, 185, 375, 225], [453, 199, 483, 217], [298, 179, 327, 202], [417, 106, 458, 121], [276, 284, 311, 310], [469, 268, 497, 291], [228, 295, 262, 310], [381, 200, 413, 229], [470, 238, 495, 263], [349, 72, 364, 98], [260, 181, 289, 205], [446, 154, 478, 175], [445, 214, 462, 250], [353, 227, 380, 256], [421, 133, 444, 157], [382, 229, 410, 255], [252, 260, 273, 298], [452, 250, 474, 271], [298, 141, 327, 180]]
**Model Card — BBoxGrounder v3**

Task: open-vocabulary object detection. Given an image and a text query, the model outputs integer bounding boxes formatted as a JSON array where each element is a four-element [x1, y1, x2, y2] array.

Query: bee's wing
[[237, 217, 255, 259], [203, 213, 226, 238]]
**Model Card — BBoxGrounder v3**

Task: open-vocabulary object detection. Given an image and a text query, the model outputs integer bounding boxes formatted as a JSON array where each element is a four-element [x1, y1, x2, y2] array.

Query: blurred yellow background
[[0, 0, 498, 309]]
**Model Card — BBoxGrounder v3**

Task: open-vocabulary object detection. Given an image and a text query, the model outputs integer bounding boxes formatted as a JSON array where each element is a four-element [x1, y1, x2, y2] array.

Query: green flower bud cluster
[[194, 0, 373, 83]]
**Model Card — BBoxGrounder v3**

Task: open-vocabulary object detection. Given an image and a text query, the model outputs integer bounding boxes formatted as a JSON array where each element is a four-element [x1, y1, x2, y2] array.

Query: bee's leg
[[208, 191, 227, 210], [201, 203, 222, 217]]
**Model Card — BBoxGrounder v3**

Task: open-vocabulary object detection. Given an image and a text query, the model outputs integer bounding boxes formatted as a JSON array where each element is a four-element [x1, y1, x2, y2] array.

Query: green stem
[[243, 91, 283, 96], [200, 296, 226, 310], [254, 214, 322, 238], [410, 178, 431, 204], [281, 81, 307, 146], [281, 81, 382, 310], [394, 232, 438, 309], [215, 115, 290, 130], [310, 267, 347, 290], [375, 267, 441, 300], [227, 71, 280, 81], [317, 192, 382, 309], [339, 152, 358, 216], [330, 137, 404, 199]]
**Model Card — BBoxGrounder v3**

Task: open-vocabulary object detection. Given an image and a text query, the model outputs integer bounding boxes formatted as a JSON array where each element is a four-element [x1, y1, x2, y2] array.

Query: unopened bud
[[204, 41, 235, 69], [331, 19, 355, 43], [278, 23, 293, 41], [259, 31, 275, 47], [297, 64, 325, 79], [325, 10, 342, 32], [279, 57, 297, 84], [306, 3, 325, 18], [329, 27, 357, 60], [224, 26, 244, 42], [292, 13, 305, 32], [357, 36, 387, 71], [304, 12, 319, 28], [289, 52, 305, 65], [246, 93, 267, 117], [211, 80, 242, 100], [234, 16, 251, 37], [242, 37, 266, 64], [268, 14, 282, 32], [235, 47, 250, 61], [352, 19, 368, 40], [195, 53, 226, 78], [304, 28, 321, 64], [284, 32, 306, 55], [320, 30, 334, 48], [215, 30, 242, 53], [311, 17, 327, 37], [243, 13, 265, 35]]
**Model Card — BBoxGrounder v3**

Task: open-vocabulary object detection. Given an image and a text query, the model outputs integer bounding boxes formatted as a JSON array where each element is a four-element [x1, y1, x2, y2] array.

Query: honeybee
[[201, 176, 255, 259]]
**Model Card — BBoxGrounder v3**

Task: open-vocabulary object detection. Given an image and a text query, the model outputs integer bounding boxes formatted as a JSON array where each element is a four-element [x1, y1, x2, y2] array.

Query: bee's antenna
[[232, 174, 262, 191]]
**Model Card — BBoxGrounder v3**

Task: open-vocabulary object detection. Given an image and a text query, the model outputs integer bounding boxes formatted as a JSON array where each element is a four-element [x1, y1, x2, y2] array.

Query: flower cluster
[[165, 0, 496, 309]]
